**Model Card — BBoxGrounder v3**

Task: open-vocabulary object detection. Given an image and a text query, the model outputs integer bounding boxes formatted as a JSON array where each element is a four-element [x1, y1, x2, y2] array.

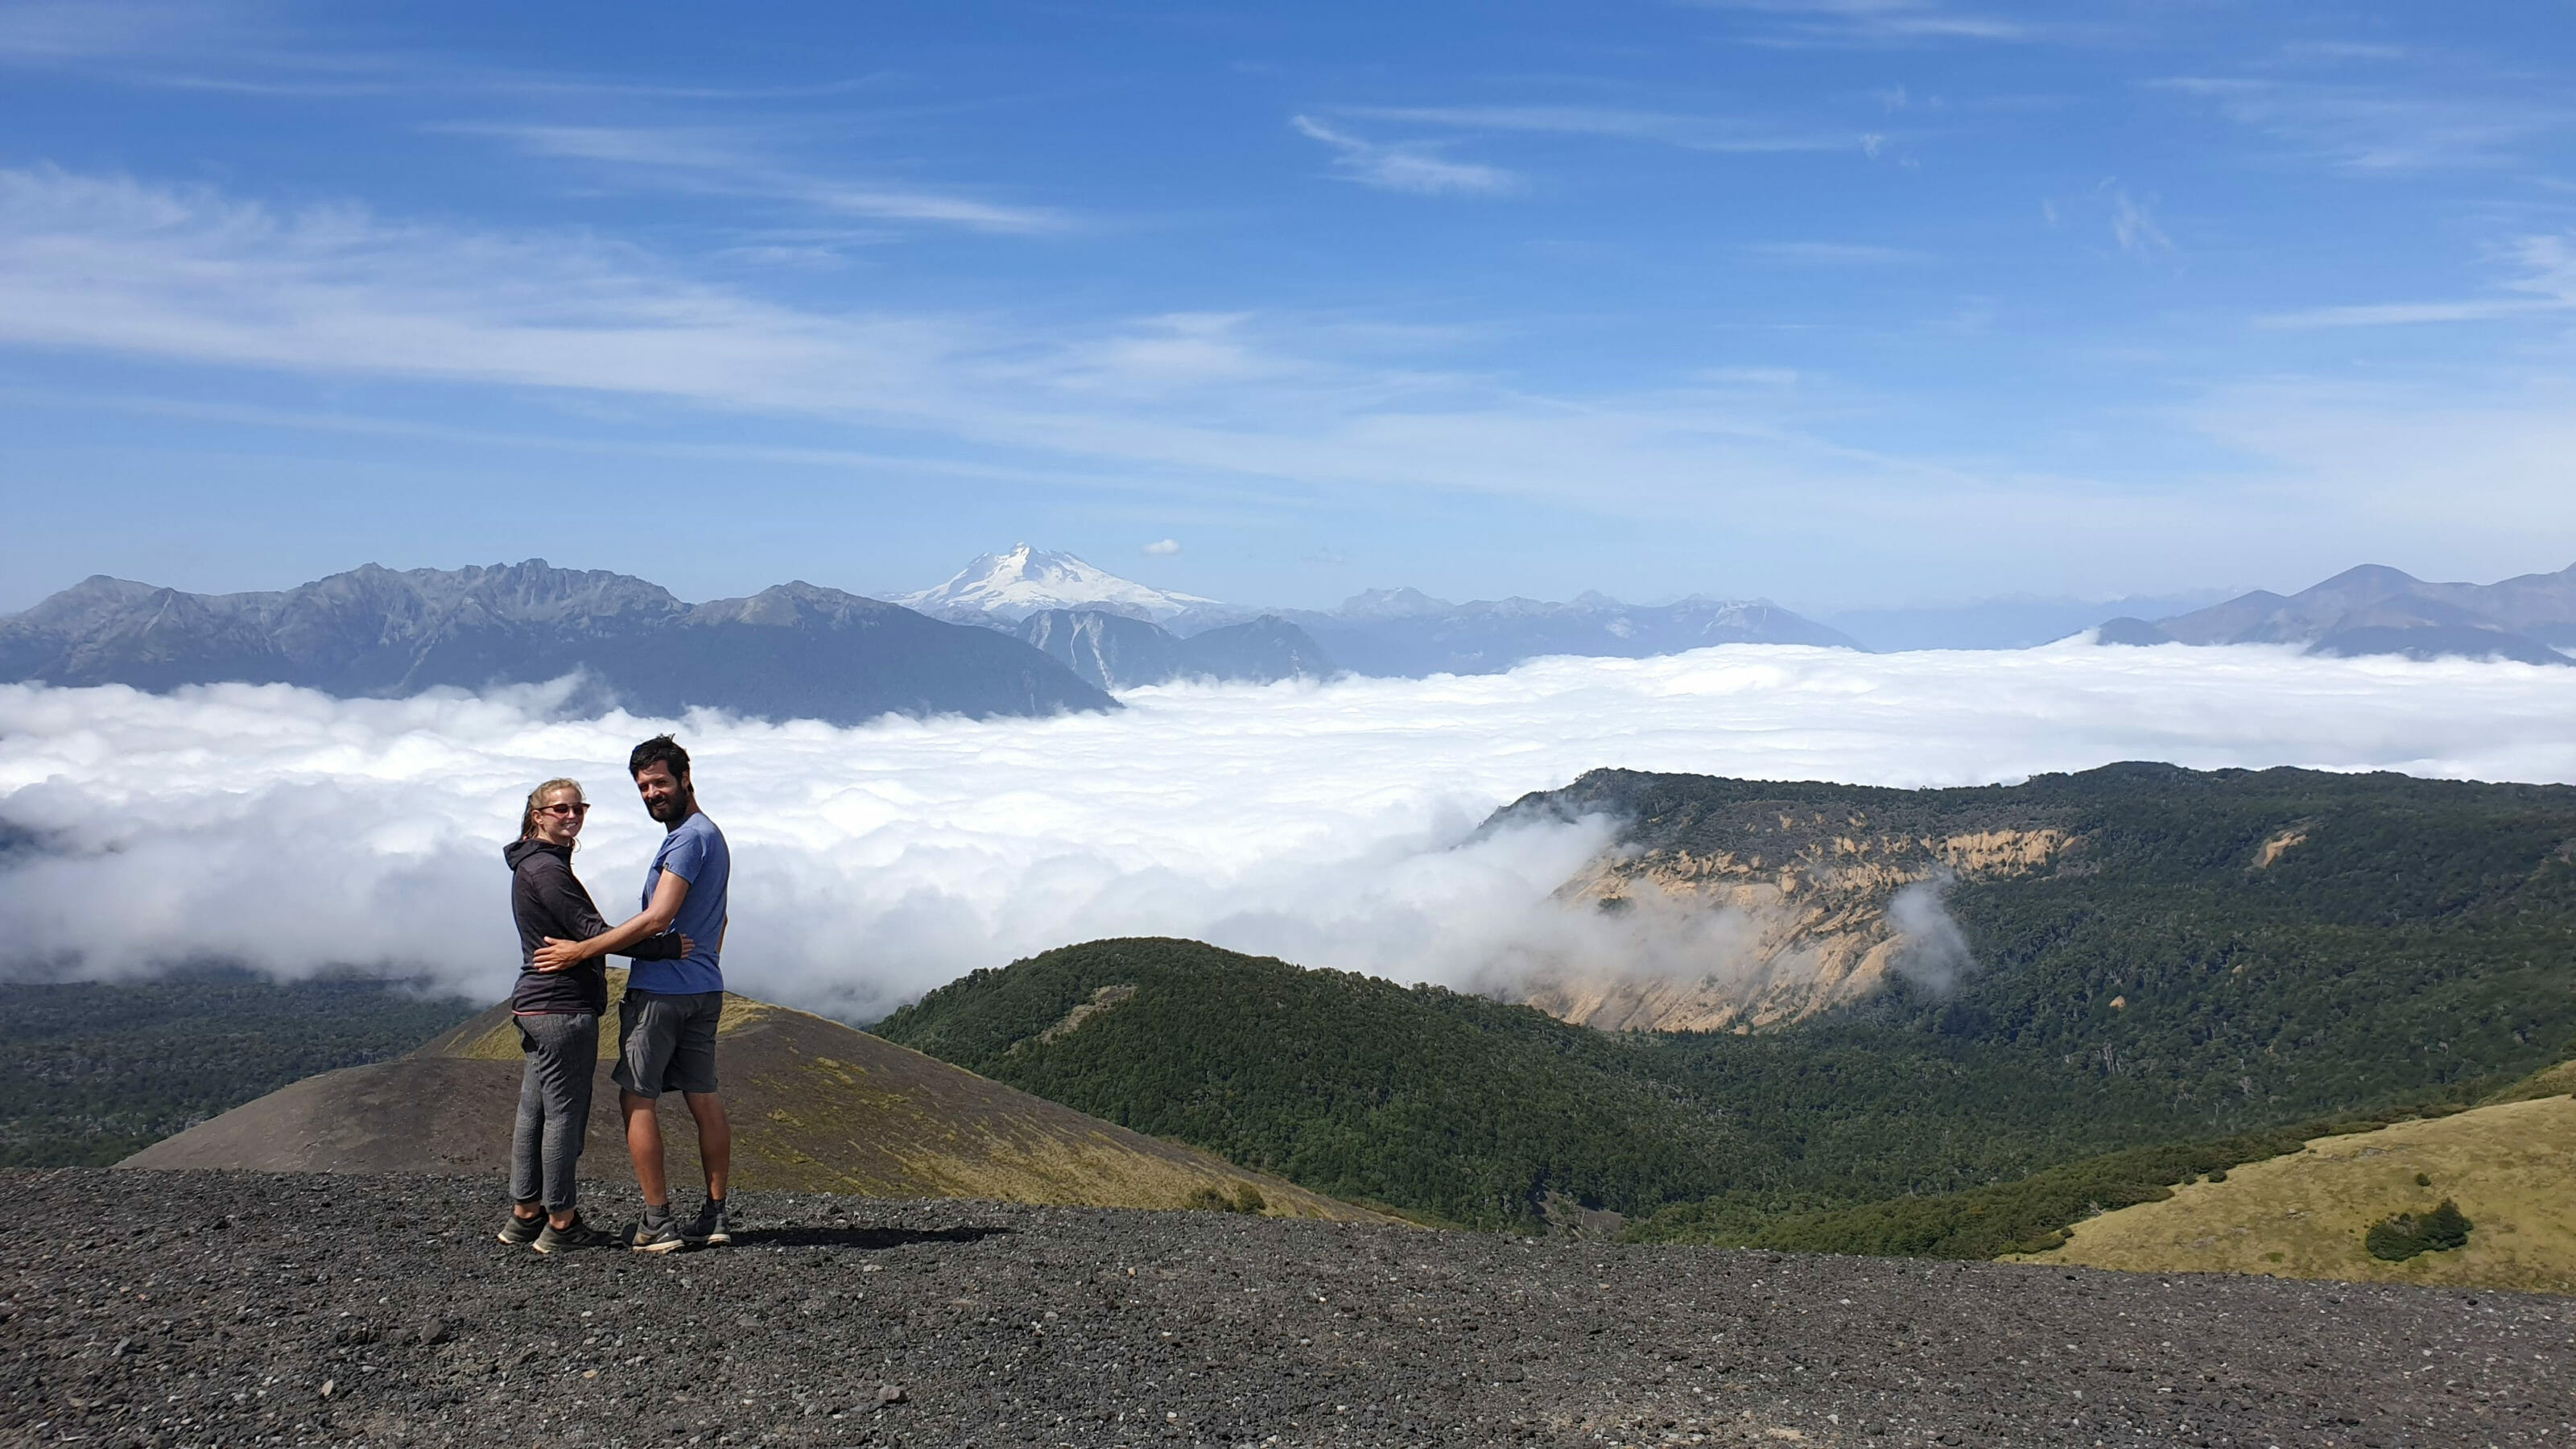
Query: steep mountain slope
[[2098, 561, 2576, 663], [125, 972, 1368, 1218], [894, 544, 1220, 625], [1012, 609, 1335, 689], [0, 562, 1117, 723], [1490, 764, 2576, 1116]]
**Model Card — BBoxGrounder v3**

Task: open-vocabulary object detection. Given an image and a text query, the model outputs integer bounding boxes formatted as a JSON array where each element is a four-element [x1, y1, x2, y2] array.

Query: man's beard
[[648, 791, 693, 824]]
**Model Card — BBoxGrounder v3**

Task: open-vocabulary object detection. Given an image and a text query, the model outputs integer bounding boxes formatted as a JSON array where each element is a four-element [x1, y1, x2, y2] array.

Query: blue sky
[[0, 0, 2571, 614]]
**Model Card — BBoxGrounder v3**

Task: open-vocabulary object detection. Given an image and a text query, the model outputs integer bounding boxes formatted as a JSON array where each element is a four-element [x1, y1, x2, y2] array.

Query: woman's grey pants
[[510, 1012, 597, 1213]]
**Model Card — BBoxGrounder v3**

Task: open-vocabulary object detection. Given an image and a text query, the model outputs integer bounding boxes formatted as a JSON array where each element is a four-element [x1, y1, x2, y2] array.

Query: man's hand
[[532, 937, 585, 972]]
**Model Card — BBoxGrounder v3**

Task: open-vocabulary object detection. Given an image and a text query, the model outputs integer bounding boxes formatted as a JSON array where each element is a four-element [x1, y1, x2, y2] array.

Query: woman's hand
[[678, 935, 696, 957], [531, 937, 587, 972]]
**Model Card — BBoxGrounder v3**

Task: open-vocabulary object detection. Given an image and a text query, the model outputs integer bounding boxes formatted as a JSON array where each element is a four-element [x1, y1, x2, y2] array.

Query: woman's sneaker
[[497, 1210, 546, 1247], [531, 1215, 613, 1254], [683, 1197, 733, 1247]]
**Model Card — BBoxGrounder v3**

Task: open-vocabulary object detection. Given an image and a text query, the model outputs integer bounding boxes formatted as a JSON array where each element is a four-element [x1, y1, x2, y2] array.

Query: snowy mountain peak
[[895, 545, 1222, 624]]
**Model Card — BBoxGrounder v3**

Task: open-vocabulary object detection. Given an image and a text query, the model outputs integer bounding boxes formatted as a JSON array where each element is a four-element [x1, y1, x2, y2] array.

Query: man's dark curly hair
[[628, 733, 691, 781]]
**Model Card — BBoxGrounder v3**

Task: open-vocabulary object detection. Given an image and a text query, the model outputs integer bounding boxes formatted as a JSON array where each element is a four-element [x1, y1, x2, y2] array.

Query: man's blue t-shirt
[[631, 812, 729, 995]]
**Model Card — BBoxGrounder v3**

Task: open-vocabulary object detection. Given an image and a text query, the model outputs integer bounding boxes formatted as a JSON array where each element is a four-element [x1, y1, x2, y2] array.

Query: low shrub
[[2365, 1199, 2472, 1261]]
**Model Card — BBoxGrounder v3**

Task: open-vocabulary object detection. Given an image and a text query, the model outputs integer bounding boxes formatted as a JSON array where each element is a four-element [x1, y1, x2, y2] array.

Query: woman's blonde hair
[[519, 778, 586, 842]]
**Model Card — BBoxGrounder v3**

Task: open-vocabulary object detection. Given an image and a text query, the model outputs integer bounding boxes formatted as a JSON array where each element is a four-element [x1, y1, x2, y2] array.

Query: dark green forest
[[0, 972, 478, 1166]]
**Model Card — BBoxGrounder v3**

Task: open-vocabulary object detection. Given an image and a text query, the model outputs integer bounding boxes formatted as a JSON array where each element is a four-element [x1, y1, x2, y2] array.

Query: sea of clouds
[[4, 641, 2574, 1019]]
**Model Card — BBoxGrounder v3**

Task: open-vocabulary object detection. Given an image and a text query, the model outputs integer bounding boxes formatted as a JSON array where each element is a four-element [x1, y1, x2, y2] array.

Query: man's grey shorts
[[613, 989, 722, 1098]]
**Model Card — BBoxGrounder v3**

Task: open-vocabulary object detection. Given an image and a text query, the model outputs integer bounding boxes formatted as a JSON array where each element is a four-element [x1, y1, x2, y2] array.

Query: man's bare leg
[[683, 1091, 731, 1200], [623, 1090, 671, 1208]]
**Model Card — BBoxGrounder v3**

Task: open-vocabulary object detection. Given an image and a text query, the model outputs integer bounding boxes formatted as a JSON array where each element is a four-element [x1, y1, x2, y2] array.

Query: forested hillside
[[0, 973, 479, 1166], [882, 766, 2576, 1236]]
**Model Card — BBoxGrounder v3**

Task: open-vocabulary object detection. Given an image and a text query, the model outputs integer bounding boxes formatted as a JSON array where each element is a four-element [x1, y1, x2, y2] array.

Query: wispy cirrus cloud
[[2105, 185, 2171, 257], [442, 122, 1069, 234], [2257, 233, 2576, 329], [1333, 104, 1854, 155], [2152, 76, 2566, 173], [1289, 116, 1522, 196], [1742, 241, 1929, 265], [1686, 0, 2034, 44]]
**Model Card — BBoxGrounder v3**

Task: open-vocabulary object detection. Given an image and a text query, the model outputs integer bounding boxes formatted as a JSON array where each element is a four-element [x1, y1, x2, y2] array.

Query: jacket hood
[[505, 838, 570, 871]]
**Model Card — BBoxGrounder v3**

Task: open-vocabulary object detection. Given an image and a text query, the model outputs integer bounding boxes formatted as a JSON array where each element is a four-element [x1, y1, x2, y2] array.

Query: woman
[[499, 778, 688, 1253]]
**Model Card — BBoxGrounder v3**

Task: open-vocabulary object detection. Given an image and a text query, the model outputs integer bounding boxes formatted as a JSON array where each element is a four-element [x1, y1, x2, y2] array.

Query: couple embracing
[[498, 734, 733, 1253]]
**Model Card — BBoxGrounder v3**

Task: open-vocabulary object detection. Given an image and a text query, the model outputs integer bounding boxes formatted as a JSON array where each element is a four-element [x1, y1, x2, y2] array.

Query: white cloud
[[1742, 241, 1925, 265], [5, 644, 2573, 1020], [1688, 0, 2033, 44], [1142, 539, 1181, 555], [2106, 185, 2172, 257], [1335, 105, 1849, 155], [2255, 232, 2576, 329], [2151, 76, 2565, 174], [1290, 116, 1521, 196], [438, 122, 1067, 234]]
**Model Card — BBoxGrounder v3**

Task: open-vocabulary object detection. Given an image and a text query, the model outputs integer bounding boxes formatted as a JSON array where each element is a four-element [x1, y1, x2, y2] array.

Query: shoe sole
[[631, 1236, 688, 1254], [692, 1230, 731, 1245], [497, 1227, 543, 1245]]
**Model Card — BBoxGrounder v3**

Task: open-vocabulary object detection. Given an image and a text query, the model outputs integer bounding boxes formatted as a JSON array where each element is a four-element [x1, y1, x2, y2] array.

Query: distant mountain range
[[1818, 591, 2234, 652], [893, 547, 1856, 678], [2097, 563, 2576, 665], [0, 561, 1118, 724], [1274, 589, 1857, 677]]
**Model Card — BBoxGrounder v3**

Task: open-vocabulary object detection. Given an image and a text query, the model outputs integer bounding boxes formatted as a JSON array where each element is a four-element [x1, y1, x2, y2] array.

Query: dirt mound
[[126, 976, 1370, 1220], [9, 1169, 2570, 1448]]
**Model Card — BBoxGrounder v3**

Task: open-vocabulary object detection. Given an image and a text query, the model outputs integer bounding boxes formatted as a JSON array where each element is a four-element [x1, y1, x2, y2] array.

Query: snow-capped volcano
[[894, 545, 1224, 624]]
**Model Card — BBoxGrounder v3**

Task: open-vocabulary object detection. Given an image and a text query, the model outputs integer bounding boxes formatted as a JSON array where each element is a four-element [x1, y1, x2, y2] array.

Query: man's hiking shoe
[[629, 1215, 688, 1254], [531, 1215, 613, 1254], [683, 1198, 733, 1247], [497, 1211, 546, 1248]]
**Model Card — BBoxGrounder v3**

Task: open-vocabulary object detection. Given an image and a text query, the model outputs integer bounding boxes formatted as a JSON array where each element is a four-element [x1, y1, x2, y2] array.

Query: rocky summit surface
[[6, 1170, 2570, 1449]]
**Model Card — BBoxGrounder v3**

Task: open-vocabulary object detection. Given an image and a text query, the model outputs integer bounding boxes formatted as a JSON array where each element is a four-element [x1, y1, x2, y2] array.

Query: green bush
[[2364, 1199, 2473, 1261], [1182, 1183, 1269, 1215]]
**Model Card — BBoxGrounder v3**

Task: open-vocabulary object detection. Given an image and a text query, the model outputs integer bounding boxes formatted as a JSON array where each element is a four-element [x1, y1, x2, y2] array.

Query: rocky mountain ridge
[[0, 560, 1117, 724]]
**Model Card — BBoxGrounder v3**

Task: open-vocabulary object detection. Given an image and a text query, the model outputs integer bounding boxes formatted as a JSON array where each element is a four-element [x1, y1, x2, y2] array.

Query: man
[[533, 733, 733, 1253]]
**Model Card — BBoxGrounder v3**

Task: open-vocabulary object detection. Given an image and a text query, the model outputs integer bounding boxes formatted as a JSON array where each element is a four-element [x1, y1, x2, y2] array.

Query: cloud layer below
[[4, 641, 2573, 1018]]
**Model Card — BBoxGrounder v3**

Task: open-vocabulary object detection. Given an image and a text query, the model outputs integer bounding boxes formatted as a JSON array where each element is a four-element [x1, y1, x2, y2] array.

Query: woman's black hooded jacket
[[504, 838, 685, 1015]]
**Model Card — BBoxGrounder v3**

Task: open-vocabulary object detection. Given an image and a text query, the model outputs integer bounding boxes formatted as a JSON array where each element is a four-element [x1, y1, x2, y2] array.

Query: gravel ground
[[5, 1170, 2570, 1449]]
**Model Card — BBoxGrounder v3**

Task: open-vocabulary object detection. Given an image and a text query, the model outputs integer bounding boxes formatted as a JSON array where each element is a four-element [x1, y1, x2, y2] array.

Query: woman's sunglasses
[[540, 802, 592, 817]]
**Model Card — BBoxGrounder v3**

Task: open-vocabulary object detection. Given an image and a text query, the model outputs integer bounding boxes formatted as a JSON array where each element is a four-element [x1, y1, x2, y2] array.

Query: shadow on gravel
[[731, 1225, 1011, 1251]]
